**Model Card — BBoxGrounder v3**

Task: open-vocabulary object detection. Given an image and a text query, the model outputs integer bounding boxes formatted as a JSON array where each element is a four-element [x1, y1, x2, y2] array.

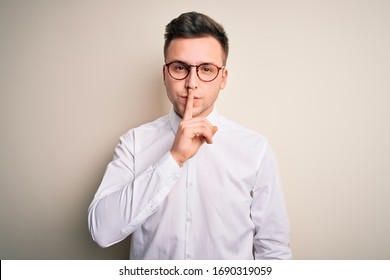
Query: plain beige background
[[1, 0, 389, 259]]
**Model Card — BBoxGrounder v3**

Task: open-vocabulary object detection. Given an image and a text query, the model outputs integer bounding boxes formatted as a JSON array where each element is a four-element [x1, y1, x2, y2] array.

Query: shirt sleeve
[[88, 131, 181, 248], [251, 141, 292, 259]]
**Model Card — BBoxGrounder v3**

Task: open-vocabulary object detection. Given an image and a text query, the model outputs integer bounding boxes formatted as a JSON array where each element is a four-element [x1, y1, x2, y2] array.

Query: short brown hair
[[164, 12, 229, 64]]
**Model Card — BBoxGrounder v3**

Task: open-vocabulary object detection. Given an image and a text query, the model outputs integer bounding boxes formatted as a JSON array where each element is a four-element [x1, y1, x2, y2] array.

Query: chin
[[173, 107, 185, 118]]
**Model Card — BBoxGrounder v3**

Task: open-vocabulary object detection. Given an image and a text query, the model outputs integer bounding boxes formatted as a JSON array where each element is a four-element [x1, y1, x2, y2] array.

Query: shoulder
[[134, 114, 171, 131], [218, 115, 268, 145], [216, 114, 273, 168], [120, 114, 171, 143]]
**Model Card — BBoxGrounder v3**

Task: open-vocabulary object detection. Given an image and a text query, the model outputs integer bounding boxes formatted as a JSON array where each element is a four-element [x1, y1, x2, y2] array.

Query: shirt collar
[[169, 107, 220, 135]]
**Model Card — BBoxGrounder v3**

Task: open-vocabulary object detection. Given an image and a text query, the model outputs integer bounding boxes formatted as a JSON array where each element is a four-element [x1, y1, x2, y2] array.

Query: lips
[[179, 96, 200, 103]]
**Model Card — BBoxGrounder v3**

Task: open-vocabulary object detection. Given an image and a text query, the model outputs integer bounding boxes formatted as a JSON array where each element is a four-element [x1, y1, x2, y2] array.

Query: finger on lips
[[181, 89, 218, 144], [183, 89, 194, 120]]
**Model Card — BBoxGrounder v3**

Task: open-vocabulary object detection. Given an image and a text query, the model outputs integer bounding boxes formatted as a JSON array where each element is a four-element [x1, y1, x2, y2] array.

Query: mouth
[[179, 96, 200, 103]]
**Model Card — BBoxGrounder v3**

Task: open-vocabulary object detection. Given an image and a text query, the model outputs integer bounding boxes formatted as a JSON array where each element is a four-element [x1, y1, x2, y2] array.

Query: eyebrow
[[167, 60, 218, 66]]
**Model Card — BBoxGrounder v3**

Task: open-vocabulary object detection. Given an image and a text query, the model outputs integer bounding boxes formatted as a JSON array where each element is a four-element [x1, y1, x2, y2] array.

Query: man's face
[[164, 36, 228, 118]]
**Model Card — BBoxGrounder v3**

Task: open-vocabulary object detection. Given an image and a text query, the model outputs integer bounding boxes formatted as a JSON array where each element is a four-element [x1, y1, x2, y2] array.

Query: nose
[[185, 66, 199, 90]]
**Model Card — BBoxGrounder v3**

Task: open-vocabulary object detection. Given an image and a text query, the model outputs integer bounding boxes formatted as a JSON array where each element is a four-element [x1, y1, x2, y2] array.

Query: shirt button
[[186, 253, 191, 259], [186, 216, 191, 222], [188, 182, 193, 187]]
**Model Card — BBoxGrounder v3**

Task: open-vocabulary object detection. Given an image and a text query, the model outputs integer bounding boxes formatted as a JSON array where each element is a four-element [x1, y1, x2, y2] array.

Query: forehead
[[166, 36, 224, 65]]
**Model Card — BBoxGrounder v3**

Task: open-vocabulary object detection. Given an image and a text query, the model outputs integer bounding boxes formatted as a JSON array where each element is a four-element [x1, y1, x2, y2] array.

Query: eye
[[199, 64, 215, 73], [172, 63, 188, 72]]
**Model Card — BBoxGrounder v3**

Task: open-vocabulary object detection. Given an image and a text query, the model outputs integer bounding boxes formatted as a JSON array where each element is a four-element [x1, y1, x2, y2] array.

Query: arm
[[89, 90, 217, 248], [88, 132, 181, 248], [251, 142, 292, 259]]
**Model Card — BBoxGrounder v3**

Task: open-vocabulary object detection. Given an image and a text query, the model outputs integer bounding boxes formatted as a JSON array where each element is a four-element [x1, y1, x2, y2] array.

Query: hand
[[170, 90, 218, 166]]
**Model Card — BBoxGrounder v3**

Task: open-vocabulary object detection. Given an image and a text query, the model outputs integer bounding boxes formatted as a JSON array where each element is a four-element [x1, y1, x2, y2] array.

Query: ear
[[163, 65, 166, 86], [220, 68, 228, 90]]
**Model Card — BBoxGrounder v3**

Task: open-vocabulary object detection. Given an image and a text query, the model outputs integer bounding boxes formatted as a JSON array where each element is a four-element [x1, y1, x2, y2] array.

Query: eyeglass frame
[[165, 61, 225, 82]]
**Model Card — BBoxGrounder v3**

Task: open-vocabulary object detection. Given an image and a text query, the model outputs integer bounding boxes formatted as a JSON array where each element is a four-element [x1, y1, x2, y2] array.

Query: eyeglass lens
[[167, 62, 220, 82]]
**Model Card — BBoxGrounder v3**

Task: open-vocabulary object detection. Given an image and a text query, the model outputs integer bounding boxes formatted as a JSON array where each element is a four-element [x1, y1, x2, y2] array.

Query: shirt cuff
[[155, 151, 182, 179]]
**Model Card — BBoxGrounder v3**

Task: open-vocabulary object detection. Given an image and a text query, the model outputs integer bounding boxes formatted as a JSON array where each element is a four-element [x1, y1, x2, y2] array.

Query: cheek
[[207, 85, 222, 99], [165, 78, 184, 93], [165, 82, 180, 103], [202, 91, 219, 108], [165, 87, 175, 103]]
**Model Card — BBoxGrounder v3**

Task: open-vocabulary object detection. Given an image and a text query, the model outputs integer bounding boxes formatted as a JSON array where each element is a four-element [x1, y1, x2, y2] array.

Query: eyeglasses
[[165, 61, 225, 82]]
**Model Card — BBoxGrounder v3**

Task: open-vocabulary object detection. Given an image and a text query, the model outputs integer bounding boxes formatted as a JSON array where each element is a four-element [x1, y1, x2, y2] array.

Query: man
[[88, 11, 292, 259]]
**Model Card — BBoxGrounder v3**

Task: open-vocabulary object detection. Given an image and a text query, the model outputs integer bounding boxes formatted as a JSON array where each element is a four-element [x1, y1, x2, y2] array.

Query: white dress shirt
[[88, 109, 292, 259]]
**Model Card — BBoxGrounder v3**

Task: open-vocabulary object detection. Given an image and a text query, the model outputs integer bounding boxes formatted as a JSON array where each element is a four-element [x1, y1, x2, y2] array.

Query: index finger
[[183, 89, 194, 120]]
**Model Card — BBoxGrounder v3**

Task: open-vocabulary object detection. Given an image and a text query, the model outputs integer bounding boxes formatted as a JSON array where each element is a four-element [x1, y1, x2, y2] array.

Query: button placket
[[184, 160, 193, 259]]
